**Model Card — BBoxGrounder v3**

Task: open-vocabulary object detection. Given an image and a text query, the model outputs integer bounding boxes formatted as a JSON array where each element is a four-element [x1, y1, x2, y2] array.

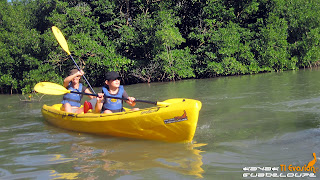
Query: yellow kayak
[[41, 98, 202, 143]]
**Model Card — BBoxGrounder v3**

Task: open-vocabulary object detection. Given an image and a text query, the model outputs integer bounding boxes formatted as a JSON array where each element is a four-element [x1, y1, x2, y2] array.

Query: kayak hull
[[41, 98, 202, 143]]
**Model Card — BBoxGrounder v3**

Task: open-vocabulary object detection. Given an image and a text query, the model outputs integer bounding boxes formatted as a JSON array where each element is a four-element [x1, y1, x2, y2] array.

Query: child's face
[[72, 76, 81, 84], [106, 79, 120, 88]]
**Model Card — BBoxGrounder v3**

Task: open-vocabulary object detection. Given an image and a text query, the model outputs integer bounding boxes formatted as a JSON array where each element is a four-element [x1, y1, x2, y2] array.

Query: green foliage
[[208, 57, 248, 76], [155, 47, 196, 80], [153, 9, 188, 80], [258, 15, 291, 71], [0, 0, 60, 94], [155, 10, 185, 50], [284, 0, 320, 67], [46, 0, 132, 86], [1, 0, 320, 94], [21, 64, 62, 94]]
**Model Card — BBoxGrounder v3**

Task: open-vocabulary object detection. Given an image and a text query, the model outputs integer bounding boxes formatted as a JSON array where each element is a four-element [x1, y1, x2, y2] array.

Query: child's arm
[[126, 97, 136, 107], [123, 90, 136, 107], [84, 88, 95, 99], [94, 93, 104, 113], [63, 70, 84, 87]]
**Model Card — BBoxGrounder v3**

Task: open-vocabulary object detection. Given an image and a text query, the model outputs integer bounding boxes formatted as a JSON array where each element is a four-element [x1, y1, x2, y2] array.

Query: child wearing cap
[[95, 71, 138, 113], [61, 69, 95, 113]]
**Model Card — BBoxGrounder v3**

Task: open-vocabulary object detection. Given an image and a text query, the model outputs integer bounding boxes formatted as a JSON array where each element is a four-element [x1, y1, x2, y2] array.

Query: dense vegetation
[[1, 0, 320, 94]]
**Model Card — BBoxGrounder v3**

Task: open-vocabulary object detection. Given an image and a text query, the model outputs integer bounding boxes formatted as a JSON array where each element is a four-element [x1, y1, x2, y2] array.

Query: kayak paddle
[[51, 26, 96, 94], [34, 82, 169, 106]]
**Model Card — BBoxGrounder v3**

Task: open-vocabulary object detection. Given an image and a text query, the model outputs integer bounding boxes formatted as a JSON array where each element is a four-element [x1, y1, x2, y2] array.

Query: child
[[95, 71, 138, 113], [61, 69, 95, 113]]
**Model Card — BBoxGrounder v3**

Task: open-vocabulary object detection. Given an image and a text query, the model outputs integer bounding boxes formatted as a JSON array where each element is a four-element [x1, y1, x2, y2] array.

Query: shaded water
[[1, 69, 320, 179]]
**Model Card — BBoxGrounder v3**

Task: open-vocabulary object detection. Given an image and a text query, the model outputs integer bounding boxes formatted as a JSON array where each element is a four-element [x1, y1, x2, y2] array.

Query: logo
[[164, 110, 188, 124], [110, 98, 118, 102], [243, 153, 319, 178]]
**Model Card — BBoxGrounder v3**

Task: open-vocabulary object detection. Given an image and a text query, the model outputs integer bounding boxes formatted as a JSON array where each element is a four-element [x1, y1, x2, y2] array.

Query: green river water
[[0, 68, 320, 179]]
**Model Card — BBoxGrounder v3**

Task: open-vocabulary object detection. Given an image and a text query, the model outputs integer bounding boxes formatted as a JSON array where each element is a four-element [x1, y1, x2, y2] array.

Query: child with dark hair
[[95, 71, 138, 113]]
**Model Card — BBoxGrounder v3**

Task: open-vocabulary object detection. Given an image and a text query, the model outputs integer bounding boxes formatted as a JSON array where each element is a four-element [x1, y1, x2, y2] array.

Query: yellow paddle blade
[[52, 26, 71, 55], [34, 82, 70, 95]]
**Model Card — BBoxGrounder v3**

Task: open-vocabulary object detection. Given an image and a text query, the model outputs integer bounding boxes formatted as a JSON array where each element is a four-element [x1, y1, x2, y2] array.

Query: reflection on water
[[70, 139, 206, 179], [0, 169, 78, 180], [13, 154, 77, 166]]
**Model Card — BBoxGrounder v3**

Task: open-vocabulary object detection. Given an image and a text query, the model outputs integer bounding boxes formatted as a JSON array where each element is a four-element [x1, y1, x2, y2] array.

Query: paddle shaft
[[51, 26, 96, 94], [69, 54, 96, 94], [70, 91, 158, 105]]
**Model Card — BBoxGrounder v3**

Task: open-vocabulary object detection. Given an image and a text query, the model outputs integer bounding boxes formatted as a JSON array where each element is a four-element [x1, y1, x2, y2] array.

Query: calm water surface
[[1, 69, 320, 179]]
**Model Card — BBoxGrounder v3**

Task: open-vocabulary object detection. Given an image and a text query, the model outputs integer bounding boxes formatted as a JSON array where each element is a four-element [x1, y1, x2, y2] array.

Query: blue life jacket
[[102, 85, 124, 110], [61, 83, 83, 107]]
